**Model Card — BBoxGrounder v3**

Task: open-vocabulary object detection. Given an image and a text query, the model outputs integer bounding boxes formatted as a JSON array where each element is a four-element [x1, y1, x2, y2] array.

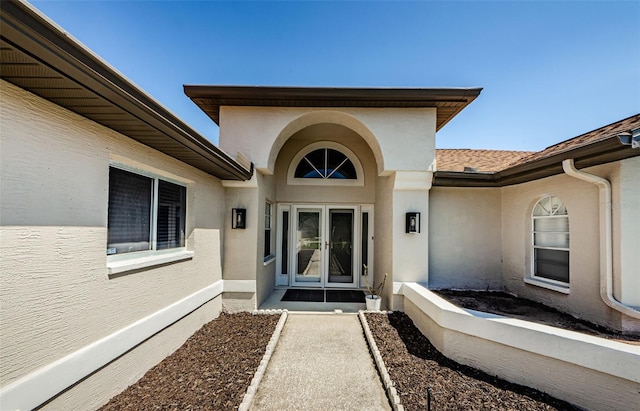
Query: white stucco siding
[[375, 175, 395, 307], [273, 123, 377, 204], [257, 173, 276, 306], [429, 187, 502, 290], [0, 80, 225, 387], [391, 171, 431, 284], [500, 163, 639, 331], [218, 106, 437, 175], [618, 156, 640, 308]]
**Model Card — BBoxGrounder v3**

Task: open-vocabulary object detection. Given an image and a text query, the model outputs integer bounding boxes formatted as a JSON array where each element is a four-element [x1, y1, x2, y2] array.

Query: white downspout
[[562, 159, 640, 318]]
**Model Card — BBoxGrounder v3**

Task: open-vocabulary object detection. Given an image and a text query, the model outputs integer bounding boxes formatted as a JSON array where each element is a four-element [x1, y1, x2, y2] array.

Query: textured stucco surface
[[404, 295, 640, 411], [219, 106, 437, 175], [500, 162, 640, 332], [257, 172, 276, 306], [273, 123, 377, 204], [428, 187, 502, 290], [618, 157, 640, 307], [0, 80, 226, 387], [375, 175, 395, 308], [41, 297, 222, 411]]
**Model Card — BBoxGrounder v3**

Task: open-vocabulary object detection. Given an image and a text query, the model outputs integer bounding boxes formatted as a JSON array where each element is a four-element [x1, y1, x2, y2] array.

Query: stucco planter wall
[[397, 282, 640, 411]]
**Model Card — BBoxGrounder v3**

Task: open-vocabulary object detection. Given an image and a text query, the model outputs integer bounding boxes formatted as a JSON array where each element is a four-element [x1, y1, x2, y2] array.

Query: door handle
[[325, 241, 328, 250]]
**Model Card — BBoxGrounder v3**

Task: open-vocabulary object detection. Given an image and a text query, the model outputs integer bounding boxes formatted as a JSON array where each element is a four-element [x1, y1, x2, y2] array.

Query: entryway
[[275, 204, 374, 289]]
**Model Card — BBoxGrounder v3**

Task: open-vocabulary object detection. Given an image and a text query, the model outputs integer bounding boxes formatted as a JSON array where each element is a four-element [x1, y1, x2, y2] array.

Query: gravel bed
[[99, 312, 279, 411], [365, 312, 577, 411]]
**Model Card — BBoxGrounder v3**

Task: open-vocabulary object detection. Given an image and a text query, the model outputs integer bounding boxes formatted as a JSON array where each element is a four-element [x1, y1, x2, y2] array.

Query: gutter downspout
[[562, 159, 640, 319]]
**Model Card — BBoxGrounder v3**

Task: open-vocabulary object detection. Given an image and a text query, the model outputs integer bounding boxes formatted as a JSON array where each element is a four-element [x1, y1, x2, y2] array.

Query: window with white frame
[[531, 195, 569, 285], [107, 166, 186, 255], [264, 201, 273, 259]]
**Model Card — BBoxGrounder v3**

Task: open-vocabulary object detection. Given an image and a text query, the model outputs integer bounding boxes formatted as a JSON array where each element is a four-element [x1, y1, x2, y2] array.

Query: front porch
[[258, 288, 367, 313]]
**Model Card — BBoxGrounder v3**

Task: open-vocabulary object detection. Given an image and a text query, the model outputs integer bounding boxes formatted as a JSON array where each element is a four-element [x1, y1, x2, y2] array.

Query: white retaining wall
[[398, 282, 640, 411]]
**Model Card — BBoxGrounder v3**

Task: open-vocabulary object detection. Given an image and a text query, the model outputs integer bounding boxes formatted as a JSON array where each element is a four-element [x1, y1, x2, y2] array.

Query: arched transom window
[[288, 142, 364, 186], [295, 148, 356, 179], [531, 195, 570, 287]]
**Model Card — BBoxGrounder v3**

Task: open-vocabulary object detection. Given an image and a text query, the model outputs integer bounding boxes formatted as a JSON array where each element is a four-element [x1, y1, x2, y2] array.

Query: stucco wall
[[618, 156, 640, 308], [257, 172, 276, 306], [375, 175, 395, 309], [218, 106, 437, 175], [402, 284, 640, 411], [0, 80, 226, 390], [273, 123, 377, 204], [42, 297, 222, 410], [500, 163, 638, 332], [428, 187, 502, 290]]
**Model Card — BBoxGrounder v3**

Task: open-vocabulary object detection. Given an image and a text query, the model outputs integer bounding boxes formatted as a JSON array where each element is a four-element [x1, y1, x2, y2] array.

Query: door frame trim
[[276, 203, 373, 289]]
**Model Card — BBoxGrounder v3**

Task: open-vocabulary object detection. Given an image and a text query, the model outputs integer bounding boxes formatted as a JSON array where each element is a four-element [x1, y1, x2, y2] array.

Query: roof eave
[[0, 0, 252, 181], [183, 85, 482, 131], [433, 137, 639, 187]]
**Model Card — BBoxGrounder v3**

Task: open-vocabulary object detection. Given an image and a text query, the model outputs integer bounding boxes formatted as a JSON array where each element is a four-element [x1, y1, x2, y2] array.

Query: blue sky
[[31, 0, 639, 151]]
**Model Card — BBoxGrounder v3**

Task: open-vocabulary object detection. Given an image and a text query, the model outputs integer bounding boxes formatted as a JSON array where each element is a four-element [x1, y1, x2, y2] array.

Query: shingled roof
[[506, 113, 640, 168], [436, 149, 534, 173], [434, 114, 640, 186]]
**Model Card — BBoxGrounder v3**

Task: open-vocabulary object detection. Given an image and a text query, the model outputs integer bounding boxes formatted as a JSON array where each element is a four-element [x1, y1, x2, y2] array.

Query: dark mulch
[[366, 312, 577, 411], [99, 312, 279, 411], [434, 290, 639, 344]]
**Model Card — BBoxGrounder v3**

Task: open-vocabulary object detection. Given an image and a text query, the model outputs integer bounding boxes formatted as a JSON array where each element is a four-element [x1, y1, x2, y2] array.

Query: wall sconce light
[[406, 212, 420, 234], [232, 208, 246, 229]]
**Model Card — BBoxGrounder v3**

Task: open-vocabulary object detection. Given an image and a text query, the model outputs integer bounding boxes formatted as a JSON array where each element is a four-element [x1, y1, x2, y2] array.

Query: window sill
[[263, 255, 276, 266], [524, 277, 570, 294], [108, 250, 194, 275]]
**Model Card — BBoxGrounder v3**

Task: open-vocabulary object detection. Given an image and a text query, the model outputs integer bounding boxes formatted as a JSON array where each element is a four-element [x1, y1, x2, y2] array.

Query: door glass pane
[[296, 210, 322, 282], [361, 212, 368, 276], [328, 210, 353, 283], [281, 211, 289, 275]]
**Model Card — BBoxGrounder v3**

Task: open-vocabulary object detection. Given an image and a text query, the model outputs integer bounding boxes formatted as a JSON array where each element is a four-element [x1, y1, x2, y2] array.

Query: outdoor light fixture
[[617, 128, 640, 149], [232, 208, 246, 229], [406, 212, 420, 234]]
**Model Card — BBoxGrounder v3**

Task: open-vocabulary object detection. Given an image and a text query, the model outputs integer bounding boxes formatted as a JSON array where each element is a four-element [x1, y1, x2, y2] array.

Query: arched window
[[531, 195, 569, 286], [294, 148, 356, 179], [288, 142, 364, 186]]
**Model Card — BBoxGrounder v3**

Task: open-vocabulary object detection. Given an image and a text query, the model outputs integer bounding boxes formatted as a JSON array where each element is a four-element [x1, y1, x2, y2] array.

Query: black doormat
[[281, 289, 324, 302], [326, 290, 365, 303]]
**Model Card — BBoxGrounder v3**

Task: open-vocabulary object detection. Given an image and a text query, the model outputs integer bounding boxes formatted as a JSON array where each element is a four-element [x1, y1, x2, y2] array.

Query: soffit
[[0, 0, 251, 180], [184, 85, 482, 131]]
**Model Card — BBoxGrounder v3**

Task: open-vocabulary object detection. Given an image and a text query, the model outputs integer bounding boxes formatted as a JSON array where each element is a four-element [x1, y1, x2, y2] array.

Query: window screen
[[156, 180, 186, 250], [532, 195, 569, 284], [107, 168, 152, 254], [107, 166, 187, 255]]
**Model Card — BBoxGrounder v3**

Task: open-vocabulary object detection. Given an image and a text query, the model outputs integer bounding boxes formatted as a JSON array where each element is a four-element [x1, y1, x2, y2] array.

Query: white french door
[[276, 204, 374, 289], [289, 205, 359, 288]]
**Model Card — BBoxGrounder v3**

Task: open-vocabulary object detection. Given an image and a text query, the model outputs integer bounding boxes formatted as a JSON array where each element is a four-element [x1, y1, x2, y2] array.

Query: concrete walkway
[[250, 313, 391, 411]]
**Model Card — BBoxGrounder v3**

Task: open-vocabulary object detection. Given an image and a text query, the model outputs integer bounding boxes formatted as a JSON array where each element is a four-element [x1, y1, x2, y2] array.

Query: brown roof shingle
[[436, 149, 534, 172], [506, 114, 640, 168], [436, 114, 640, 173]]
